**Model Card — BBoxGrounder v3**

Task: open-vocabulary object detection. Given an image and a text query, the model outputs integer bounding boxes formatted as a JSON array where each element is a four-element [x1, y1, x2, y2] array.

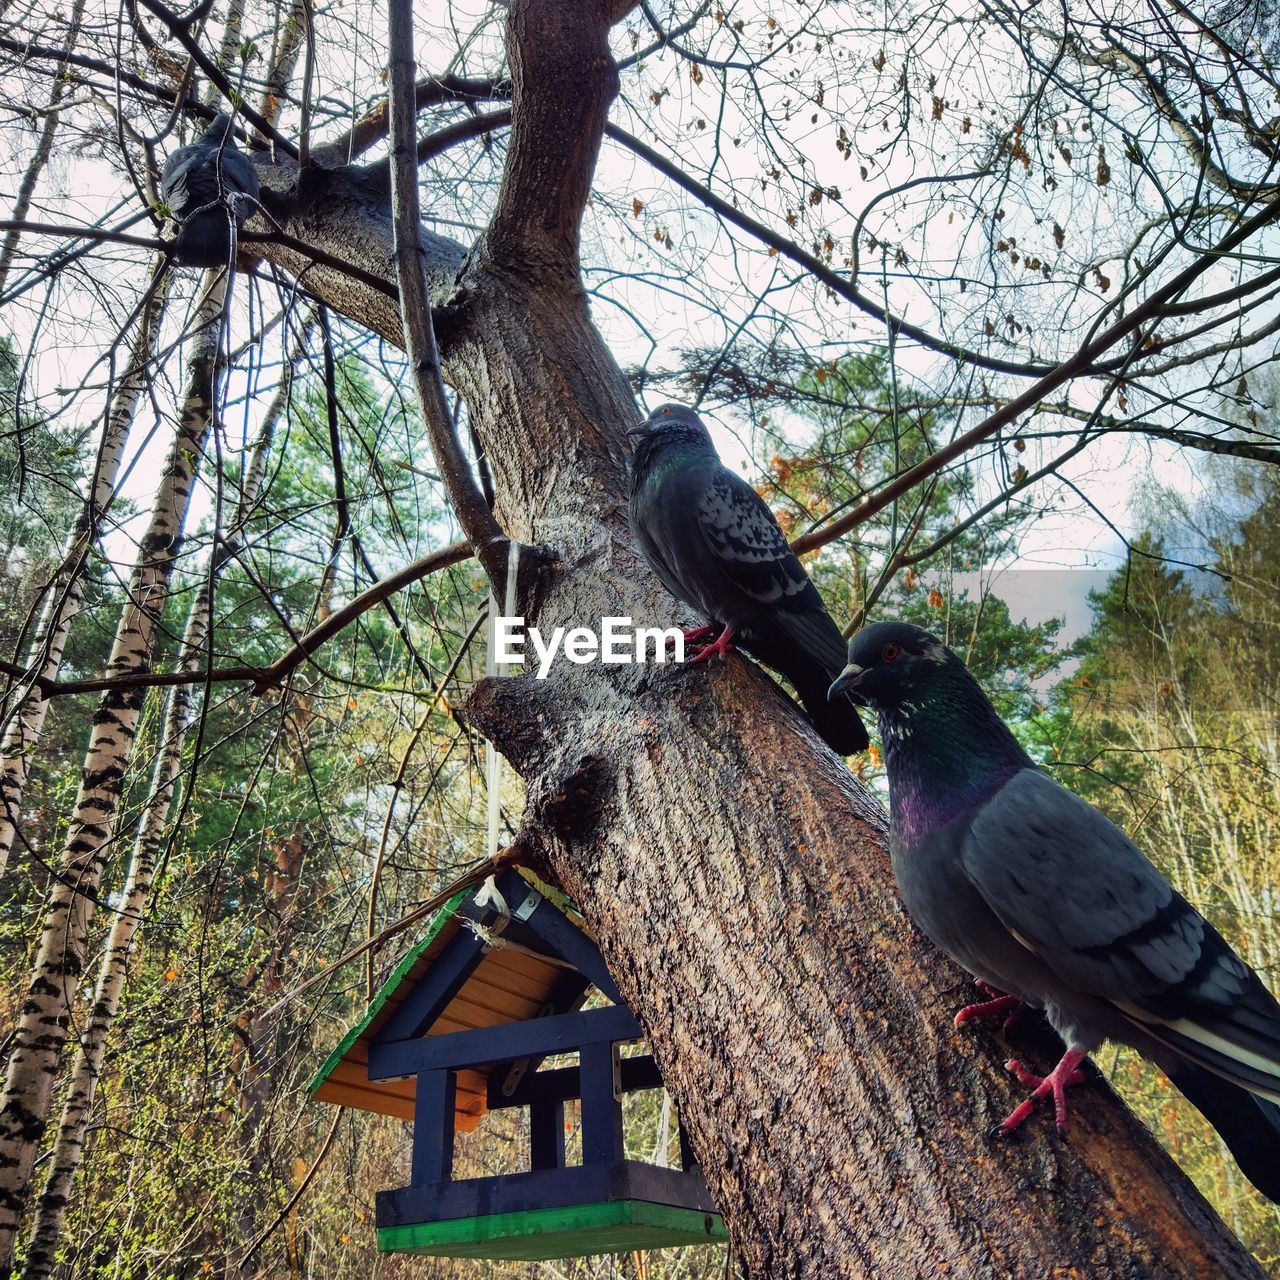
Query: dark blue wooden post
[[578, 1040, 623, 1165], [411, 1068, 456, 1185], [529, 1100, 565, 1170]]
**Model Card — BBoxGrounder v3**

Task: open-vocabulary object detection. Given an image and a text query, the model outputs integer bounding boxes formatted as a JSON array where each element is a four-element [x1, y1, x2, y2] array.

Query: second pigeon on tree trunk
[[829, 620, 1280, 1205], [628, 403, 868, 756], [159, 113, 260, 269]]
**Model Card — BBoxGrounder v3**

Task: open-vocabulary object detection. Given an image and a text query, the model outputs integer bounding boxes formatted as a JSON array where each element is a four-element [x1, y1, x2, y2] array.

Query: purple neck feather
[[879, 670, 1032, 847]]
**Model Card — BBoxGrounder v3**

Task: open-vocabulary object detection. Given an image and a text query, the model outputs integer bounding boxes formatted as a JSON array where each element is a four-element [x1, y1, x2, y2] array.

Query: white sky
[[4, 0, 1256, 653]]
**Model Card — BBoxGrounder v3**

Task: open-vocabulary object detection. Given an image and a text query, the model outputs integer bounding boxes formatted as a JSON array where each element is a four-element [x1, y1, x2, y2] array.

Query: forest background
[[2, 0, 1280, 1275]]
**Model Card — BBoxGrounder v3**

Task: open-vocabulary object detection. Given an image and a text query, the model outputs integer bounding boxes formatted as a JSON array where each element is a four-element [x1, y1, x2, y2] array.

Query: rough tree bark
[[225, 0, 1276, 1274], [0, 276, 227, 1269]]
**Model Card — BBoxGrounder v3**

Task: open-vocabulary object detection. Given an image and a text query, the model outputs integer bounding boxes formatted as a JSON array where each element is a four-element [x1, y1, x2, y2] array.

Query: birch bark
[[16, 328, 310, 1279], [0, 275, 227, 1269], [0, 272, 169, 877]]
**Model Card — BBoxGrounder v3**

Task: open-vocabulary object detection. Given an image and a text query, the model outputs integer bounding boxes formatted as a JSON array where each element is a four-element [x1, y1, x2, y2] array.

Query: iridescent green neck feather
[[631, 422, 716, 489], [880, 665, 1033, 847]]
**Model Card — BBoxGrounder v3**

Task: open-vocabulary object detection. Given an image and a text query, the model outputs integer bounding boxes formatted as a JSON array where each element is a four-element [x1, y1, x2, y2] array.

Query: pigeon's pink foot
[[955, 991, 1024, 1030], [999, 1048, 1089, 1138], [955, 982, 1027, 1031], [685, 626, 737, 665], [668, 623, 722, 649]]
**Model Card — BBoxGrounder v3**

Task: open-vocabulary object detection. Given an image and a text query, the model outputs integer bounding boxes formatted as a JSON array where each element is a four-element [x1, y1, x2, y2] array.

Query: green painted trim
[[378, 1199, 727, 1260], [516, 867, 580, 921], [307, 889, 469, 1097]]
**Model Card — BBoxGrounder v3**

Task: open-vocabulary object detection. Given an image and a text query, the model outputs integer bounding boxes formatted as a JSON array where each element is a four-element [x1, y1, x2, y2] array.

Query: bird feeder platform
[[309, 867, 725, 1260]]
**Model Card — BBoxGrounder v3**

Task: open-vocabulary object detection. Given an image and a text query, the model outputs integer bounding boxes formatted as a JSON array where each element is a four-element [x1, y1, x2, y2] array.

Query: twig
[[255, 845, 524, 1023], [0, 219, 165, 251], [0, 540, 471, 699], [788, 186, 1280, 557]]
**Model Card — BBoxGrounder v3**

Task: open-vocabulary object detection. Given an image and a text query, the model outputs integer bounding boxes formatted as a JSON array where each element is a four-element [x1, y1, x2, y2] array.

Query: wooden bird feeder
[[310, 867, 726, 1260]]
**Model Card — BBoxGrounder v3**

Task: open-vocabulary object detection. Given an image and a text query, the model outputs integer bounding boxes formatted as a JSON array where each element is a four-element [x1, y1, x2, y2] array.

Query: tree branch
[[0, 219, 165, 251], [386, 0, 510, 579], [605, 123, 1059, 380], [790, 186, 1280, 556], [0, 540, 471, 699], [135, 0, 299, 158], [315, 74, 510, 166], [483, 0, 636, 276]]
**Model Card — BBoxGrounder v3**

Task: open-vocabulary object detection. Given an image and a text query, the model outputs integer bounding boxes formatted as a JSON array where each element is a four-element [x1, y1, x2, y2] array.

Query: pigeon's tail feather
[[1149, 1018, 1280, 1101], [790, 667, 869, 756], [173, 211, 235, 268], [1168, 1061, 1280, 1204]]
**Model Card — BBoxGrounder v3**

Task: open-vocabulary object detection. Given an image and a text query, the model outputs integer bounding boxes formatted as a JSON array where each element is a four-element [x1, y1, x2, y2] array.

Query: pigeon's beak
[[828, 663, 865, 701], [625, 420, 650, 438]]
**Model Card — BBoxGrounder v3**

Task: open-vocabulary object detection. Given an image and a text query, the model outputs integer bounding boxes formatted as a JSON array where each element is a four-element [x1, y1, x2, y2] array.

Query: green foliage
[[1053, 464, 1280, 1264], [754, 351, 1065, 767], [0, 347, 501, 1277], [7, 329, 1276, 1277], [0, 333, 90, 658]]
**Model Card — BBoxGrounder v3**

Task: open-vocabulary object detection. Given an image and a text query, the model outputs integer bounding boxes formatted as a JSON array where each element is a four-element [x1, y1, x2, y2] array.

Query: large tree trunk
[[203, 1, 1277, 1273], [0, 276, 226, 1270]]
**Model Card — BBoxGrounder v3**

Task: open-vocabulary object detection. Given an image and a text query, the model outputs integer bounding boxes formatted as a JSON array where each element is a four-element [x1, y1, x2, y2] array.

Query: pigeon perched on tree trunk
[[159, 113, 260, 268], [828, 620, 1280, 1204], [628, 403, 868, 755]]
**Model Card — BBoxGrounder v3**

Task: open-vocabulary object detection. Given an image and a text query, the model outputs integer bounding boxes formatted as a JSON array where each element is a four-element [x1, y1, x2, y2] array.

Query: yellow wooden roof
[[310, 878, 580, 1133]]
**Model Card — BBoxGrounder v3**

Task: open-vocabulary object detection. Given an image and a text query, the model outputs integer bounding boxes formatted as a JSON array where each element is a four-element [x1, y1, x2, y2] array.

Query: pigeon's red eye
[[882, 642, 901, 662], [662, 406, 672, 414]]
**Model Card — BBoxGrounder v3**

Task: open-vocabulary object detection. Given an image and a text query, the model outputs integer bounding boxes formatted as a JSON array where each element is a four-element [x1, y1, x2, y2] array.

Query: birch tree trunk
[[0, 271, 168, 877], [0, 0, 88, 294], [15, 334, 309, 1279], [0, 275, 226, 1269], [240, 1, 1270, 1273]]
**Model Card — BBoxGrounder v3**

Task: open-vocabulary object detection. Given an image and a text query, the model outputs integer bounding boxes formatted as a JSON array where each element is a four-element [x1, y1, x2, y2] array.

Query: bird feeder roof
[[309, 870, 595, 1133]]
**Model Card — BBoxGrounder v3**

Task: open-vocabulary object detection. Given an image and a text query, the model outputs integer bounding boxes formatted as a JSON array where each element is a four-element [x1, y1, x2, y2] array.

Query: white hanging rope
[[479, 539, 520, 916]]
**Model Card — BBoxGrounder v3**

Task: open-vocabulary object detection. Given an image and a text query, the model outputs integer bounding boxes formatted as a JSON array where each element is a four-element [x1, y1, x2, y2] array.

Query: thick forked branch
[[485, 0, 636, 275], [446, 4, 1268, 1276]]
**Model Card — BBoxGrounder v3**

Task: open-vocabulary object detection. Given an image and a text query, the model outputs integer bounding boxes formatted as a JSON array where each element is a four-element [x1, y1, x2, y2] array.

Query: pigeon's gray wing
[[160, 145, 208, 212], [963, 768, 1280, 1098], [161, 142, 258, 218], [695, 470, 846, 675], [627, 459, 715, 614]]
